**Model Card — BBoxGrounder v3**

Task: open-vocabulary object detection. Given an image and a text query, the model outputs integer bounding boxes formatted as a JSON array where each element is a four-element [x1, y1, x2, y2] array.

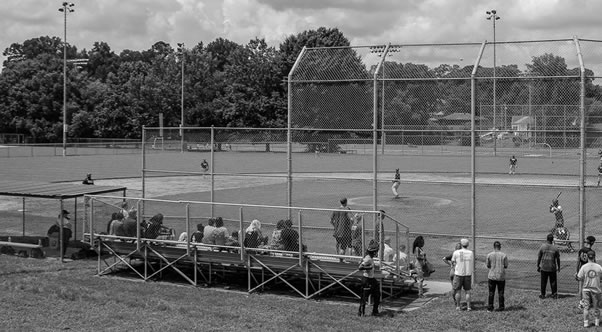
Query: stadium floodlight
[[177, 43, 185, 152], [59, 2, 75, 157], [486, 9, 501, 156]]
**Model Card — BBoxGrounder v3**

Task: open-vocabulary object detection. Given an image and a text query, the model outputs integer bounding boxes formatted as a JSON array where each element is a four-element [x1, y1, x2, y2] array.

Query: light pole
[[59, 2, 74, 157], [177, 43, 185, 152], [486, 9, 500, 156]]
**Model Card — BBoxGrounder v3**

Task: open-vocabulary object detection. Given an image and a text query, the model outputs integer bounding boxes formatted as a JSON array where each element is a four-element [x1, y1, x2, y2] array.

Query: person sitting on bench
[[82, 173, 95, 185]]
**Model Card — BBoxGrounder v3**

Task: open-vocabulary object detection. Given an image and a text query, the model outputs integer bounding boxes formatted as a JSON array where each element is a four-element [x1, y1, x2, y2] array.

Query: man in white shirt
[[393, 244, 408, 268], [383, 237, 395, 262], [452, 238, 474, 311], [577, 251, 602, 328]]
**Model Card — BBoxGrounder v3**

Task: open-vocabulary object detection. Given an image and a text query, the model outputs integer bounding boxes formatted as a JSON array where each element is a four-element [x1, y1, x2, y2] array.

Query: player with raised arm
[[550, 196, 564, 230], [391, 168, 401, 198]]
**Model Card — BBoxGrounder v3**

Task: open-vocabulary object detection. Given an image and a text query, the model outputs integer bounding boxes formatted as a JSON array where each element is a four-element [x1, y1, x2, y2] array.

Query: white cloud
[[1, 0, 602, 67]]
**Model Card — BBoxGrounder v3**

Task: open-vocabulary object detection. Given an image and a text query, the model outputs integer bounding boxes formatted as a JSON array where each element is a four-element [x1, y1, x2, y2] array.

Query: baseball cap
[[588, 251, 595, 259], [460, 238, 469, 247], [60, 209, 70, 220]]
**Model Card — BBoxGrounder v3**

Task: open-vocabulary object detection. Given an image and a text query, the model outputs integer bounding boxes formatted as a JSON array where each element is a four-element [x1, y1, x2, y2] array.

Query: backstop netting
[[141, 38, 602, 291]]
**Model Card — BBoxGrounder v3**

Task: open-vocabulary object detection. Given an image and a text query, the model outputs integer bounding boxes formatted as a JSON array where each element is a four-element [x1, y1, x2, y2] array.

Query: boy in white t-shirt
[[577, 251, 602, 328]]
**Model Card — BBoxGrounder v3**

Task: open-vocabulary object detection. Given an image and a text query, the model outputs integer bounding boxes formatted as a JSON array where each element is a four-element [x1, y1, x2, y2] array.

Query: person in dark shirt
[[330, 198, 351, 256], [82, 173, 95, 185], [537, 233, 561, 299], [47, 210, 72, 257], [281, 219, 300, 252], [190, 223, 205, 243], [144, 213, 164, 239]]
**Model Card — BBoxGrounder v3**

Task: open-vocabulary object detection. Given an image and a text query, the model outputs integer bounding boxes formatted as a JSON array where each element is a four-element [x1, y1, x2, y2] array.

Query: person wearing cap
[[537, 233, 560, 299], [358, 240, 380, 317], [46, 210, 72, 257], [576, 250, 602, 327], [452, 238, 474, 311], [576, 236, 596, 304], [486, 241, 508, 312]]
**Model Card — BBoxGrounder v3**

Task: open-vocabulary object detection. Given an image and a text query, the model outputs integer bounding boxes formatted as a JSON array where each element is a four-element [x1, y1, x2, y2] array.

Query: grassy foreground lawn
[[0, 255, 587, 331]]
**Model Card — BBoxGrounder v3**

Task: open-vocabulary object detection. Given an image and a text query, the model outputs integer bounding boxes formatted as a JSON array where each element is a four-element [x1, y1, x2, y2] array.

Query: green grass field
[[1, 150, 602, 330], [0, 255, 589, 331]]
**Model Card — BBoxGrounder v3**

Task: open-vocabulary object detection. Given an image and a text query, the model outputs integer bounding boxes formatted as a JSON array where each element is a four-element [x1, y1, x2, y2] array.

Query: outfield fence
[[0, 139, 141, 158]]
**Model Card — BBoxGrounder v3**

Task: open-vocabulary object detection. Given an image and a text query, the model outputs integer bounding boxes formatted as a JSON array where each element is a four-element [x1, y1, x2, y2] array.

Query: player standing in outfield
[[200, 159, 209, 178], [391, 169, 401, 198], [509, 155, 517, 175], [597, 162, 602, 187]]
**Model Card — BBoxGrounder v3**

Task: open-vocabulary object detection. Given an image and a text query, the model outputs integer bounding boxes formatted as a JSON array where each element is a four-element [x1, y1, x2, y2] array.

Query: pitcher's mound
[[349, 195, 452, 208]]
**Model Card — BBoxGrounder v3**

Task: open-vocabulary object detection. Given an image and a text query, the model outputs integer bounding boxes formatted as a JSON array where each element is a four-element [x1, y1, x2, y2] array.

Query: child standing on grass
[[576, 251, 602, 328]]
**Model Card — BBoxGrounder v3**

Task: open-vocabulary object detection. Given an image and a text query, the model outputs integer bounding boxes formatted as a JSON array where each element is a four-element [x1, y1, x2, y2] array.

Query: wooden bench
[[0, 238, 45, 258]]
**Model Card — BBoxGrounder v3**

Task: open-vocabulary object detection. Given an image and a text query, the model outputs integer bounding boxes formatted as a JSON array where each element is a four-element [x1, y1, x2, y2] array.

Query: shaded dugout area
[[0, 180, 126, 261]]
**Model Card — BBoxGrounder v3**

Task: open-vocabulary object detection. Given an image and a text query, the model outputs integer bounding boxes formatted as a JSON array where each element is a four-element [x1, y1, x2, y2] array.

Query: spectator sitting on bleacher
[[109, 212, 126, 237], [213, 217, 229, 246], [383, 237, 395, 262], [225, 231, 240, 248], [202, 218, 216, 244], [47, 210, 72, 257], [178, 232, 188, 242], [190, 223, 204, 243], [281, 219, 301, 252], [123, 209, 138, 237], [351, 214, 363, 256], [106, 212, 118, 234], [269, 219, 286, 250], [144, 213, 164, 239], [244, 219, 269, 248], [393, 244, 408, 269]]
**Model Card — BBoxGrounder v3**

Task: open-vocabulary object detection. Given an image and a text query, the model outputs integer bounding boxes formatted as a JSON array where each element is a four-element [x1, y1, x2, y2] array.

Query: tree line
[[1, 27, 601, 142]]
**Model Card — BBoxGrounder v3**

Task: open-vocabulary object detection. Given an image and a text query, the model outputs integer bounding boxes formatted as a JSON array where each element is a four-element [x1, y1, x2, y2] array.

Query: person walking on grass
[[358, 241, 380, 317], [576, 235, 596, 307], [486, 241, 508, 312], [576, 251, 602, 328], [452, 238, 474, 311], [537, 233, 560, 299]]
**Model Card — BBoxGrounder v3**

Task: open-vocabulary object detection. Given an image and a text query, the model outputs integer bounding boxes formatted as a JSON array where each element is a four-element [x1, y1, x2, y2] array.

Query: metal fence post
[[211, 125, 215, 218], [574, 36, 586, 245], [471, 41, 486, 284]]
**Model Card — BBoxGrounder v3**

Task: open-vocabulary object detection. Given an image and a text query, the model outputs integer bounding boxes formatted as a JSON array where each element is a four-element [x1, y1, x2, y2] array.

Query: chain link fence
[[139, 38, 602, 292]]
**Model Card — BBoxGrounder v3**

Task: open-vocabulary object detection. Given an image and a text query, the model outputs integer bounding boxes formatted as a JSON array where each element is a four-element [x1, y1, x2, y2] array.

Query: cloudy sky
[[1, 0, 602, 68]]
